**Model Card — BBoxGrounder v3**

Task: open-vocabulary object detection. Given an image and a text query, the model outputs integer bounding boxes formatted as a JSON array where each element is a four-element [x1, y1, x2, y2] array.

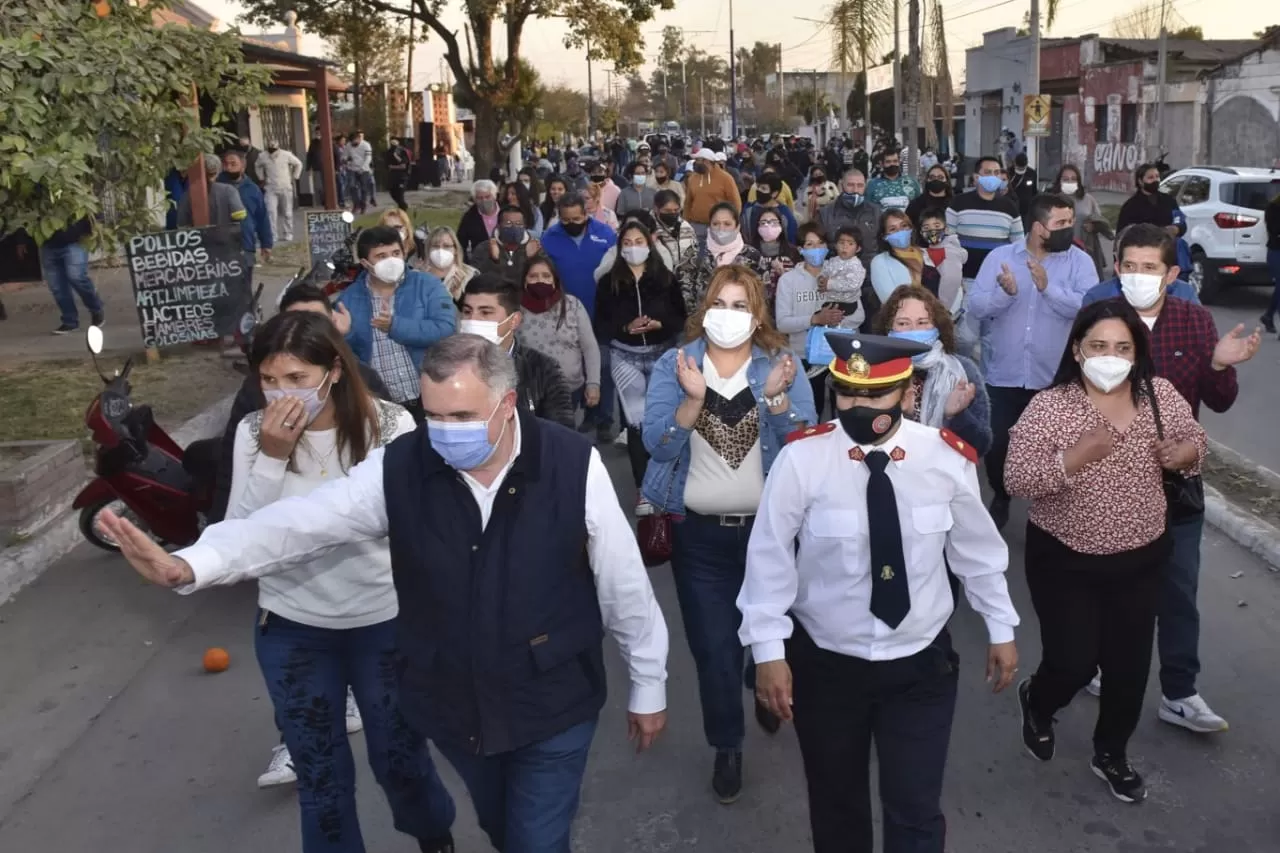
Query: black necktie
[[865, 450, 910, 628]]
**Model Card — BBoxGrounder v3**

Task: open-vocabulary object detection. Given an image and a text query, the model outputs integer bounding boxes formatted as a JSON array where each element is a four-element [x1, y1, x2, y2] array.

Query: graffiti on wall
[[1093, 141, 1141, 175]]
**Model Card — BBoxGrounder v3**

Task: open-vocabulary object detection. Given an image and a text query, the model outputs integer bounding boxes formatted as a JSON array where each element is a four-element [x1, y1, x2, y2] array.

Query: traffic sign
[[1024, 94, 1051, 138]]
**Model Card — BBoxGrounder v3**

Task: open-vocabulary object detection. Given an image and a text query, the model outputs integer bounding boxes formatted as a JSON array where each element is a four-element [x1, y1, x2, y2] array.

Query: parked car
[[1160, 166, 1280, 303]]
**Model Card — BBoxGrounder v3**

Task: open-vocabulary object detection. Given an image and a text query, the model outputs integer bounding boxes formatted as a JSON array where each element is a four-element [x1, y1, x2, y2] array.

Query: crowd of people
[[97, 136, 1267, 853]]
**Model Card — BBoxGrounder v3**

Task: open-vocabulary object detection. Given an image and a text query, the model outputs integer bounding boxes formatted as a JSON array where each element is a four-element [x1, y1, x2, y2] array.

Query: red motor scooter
[[73, 327, 219, 552]]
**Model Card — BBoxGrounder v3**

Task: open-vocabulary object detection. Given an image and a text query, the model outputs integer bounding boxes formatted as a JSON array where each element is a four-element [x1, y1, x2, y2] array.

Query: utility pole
[[893, 0, 902, 147], [1155, 0, 1169, 157], [403, 15, 415, 141], [586, 35, 595, 139], [778, 43, 785, 121], [729, 0, 738, 138], [1028, 0, 1041, 172], [700, 76, 706, 136], [682, 60, 688, 120]]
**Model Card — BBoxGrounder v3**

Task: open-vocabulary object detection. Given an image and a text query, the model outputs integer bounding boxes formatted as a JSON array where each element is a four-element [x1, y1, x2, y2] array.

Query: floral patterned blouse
[[1005, 377, 1206, 555]]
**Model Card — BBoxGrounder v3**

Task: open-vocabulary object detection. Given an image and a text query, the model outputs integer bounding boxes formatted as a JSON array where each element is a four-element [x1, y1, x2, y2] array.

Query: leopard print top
[[693, 386, 760, 470]]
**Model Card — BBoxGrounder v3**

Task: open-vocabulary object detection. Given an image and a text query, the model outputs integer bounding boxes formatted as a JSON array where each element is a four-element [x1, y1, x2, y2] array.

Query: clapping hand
[[372, 308, 392, 332], [675, 348, 706, 401], [764, 354, 796, 398], [1026, 257, 1048, 292], [944, 379, 976, 417], [997, 263, 1018, 296], [1211, 323, 1261, 370], [97, 509, 195, 588], [332, 303, 352, 335]]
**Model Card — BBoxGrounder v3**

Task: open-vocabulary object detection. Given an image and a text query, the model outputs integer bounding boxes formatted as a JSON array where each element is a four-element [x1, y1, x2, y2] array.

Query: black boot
[[1259, 312, 1275, 335], [712, 749, 743, 804]]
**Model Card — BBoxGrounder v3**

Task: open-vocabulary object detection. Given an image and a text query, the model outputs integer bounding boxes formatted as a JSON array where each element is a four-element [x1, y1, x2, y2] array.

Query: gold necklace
[[301, 435, 339, 477]]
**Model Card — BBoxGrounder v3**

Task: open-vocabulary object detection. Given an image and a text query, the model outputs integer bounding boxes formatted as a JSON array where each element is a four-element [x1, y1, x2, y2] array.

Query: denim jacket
[[336, 269, 457, 372], [640, 336, 818, 515]]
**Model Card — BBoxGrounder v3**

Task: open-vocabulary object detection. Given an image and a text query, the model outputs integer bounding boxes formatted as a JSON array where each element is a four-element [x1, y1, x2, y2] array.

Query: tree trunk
[[473, 99, 500, 181], [907, 0, 921, 172]]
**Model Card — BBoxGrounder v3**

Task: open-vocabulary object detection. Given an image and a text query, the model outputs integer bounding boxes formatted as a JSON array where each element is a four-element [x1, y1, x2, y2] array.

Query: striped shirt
[[946, 190, 1024, 279]]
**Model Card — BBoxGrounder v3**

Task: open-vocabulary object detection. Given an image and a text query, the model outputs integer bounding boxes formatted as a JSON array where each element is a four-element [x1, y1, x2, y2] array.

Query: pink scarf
[[709, 231, 746, 266]]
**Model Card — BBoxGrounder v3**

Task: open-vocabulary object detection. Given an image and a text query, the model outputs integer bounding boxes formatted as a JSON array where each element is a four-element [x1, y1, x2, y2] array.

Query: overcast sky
[[199, 0, 1261, 93]]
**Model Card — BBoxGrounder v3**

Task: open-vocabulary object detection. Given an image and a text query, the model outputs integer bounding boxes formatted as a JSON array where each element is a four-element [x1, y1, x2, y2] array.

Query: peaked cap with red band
[[825, 331, 930, 390]]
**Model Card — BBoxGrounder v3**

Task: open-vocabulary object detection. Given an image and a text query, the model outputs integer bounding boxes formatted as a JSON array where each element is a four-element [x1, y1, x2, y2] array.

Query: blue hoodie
[[336, 269, 457, 373], [217, 172, 273, 253], [539, 218, 616, 318]]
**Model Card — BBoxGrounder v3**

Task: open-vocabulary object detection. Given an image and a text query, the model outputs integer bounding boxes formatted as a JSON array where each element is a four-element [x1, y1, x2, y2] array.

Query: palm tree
[[788, 88, 835, 125], [829, 0, 891, 135], [924, 0, 954, 151]]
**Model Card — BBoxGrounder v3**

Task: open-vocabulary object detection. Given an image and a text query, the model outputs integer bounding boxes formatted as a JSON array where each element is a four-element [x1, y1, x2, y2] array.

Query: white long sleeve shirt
[[255, 149, 303, 192], [738, 419, 1019, 664], [177, 417, 670, 714]]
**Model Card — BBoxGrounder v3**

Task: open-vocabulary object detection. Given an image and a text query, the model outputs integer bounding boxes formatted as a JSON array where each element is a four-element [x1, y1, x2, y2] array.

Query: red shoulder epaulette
[[939, 427, 978, 463], [786, 422, 837, 443]]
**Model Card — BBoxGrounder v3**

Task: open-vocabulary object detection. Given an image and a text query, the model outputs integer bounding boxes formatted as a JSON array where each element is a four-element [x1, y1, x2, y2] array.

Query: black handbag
[[1147, 379, 1205, 520]]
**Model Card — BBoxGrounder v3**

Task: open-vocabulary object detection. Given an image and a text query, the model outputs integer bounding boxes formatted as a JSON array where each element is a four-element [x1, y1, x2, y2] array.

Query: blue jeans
[[583, 334, 616, 430], [40, 243, 103, 327], [1157, 512, 1204, 700], [255, 612, 456, 853], [434, 719, 597, 853], [350, 172, 376, 210], [671, 512, 752, 750]]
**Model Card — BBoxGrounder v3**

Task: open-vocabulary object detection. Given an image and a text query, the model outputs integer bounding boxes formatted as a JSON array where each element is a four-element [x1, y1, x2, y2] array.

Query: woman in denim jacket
[[640, 264, 816, 805]]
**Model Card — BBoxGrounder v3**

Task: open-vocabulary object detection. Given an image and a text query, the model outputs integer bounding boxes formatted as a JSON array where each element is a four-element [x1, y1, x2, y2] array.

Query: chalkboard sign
[[307, 211, 352, 266], [127, 225, 249, 349]]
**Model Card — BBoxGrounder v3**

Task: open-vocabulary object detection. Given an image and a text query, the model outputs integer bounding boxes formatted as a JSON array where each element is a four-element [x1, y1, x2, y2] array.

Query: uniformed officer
[[738, 332, 1021, 853]]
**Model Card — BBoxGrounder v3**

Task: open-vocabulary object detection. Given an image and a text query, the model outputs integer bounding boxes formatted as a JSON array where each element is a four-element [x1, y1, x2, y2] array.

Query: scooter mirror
[[239, 311, 256, 336], [326, 261, 336, 270], [341, 211, 355, 224], [86, 325, 104, 354]]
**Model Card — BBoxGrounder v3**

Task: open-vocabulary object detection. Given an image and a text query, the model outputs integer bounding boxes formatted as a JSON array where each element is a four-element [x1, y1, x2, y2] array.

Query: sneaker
[[90, 310, 105, 328], [1158, 694, 1228, 733], [257, 743, 297, 788], [988, 496, 1011, 531], [345, 687, 364, 734], [1085, 672, 1102, 697], [1091, 753, 1146, 803], [1018, 678, 1055, 761], [418, 833, 455, 853], [634, 497, 655, 517], [52, 323, 78, 335], [1260, 313, 1276, 335], [712, 749, 743, 804]]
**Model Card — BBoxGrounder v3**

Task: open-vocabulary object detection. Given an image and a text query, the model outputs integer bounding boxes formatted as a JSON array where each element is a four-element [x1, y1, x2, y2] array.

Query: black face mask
[[1142, 180, 1160, 194], [883, 165, 900, 178], [756, 189, 774, 203], [657, 212, 681, 229], [590, 174, 607, 184], [811, 175, 826, 185], [561, 220, 587, 237], [925, 178, 948, 194], [498, 225, 526, 246], [838, 401, 903, 446], [1044, 225, 1075, 253]]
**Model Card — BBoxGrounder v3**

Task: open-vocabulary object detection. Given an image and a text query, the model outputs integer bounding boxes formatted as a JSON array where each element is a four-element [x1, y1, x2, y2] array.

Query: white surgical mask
[[1080, 355, 1132, 393], [1060, 181, 1079, 194], [702, 308, 756, 349], [621, 245, 650, 266], [371, 257, 405, 283], [709, 227, 739, 246], [1119, 272, 1165, 310], [460, 316, 510, 345], [429, 248, 455, 269]]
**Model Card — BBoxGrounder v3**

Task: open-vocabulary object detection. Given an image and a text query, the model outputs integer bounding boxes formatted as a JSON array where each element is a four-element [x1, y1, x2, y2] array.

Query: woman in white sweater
[[203, 311, 456, 853]]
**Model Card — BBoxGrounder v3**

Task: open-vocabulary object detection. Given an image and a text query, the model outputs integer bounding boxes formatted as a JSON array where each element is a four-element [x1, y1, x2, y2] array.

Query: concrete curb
[[1203, 438, 1280, 571], [0, 393, 233, 606]]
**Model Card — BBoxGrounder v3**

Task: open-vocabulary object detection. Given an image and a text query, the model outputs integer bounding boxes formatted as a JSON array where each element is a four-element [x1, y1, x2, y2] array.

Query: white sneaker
[[1085, 673, 1102, 697], [613, 430, 629, 447], [345, 688, 363, 734], [257, 743, 297, 788], [1159, 694, 1229, 733]]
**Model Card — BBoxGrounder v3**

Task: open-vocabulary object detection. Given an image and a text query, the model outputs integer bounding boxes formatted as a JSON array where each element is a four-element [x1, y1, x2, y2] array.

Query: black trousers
[[984, 385, 1038, 501], [789, 625, 958, 853], [389, 175, 408, 211], [1024, 523, 1170, 757]]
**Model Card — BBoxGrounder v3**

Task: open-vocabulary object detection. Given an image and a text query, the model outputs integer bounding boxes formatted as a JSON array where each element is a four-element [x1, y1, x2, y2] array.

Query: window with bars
[[260, 106, 297, 151]]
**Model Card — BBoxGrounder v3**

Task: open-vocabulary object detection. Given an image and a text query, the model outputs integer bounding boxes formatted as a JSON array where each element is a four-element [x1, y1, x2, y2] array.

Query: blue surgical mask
[[976, 175, 1006, 194], [889, 328, 941, 364], [801, 246, 829, 267], [263, 371, 332, 426], [840, 192, 864, 207], [426, 398, 507, 471], [885, 230, 914, 250]]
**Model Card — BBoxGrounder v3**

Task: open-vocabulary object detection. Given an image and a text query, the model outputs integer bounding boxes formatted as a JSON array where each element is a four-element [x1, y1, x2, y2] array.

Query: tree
[[830, 0, 891, 134], [788, 88, 834, 125], [1111, 1, 1190, 40], [533, 86, 589, 140], [0, 0, 268, 245], [1169, 25, 1203, 39], [924, 0, 954, 151], [1255, 26, 1280, 40], [238, 0, 673, 177], [324, 3, 410, 133], [454, 57, 542, 139], [735, 42, 781, 127]]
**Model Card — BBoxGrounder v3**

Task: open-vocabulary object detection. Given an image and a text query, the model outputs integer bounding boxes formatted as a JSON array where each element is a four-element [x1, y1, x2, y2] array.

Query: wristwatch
[[764, 390, 788, 408]]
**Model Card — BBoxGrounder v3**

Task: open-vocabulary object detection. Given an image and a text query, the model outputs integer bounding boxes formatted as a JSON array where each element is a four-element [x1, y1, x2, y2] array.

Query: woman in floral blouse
[[1005, 299, 1206, 806]]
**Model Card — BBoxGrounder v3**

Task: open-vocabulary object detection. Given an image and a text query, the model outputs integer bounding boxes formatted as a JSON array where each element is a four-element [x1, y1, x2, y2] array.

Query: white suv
[[1159, 167, 1280, 303]]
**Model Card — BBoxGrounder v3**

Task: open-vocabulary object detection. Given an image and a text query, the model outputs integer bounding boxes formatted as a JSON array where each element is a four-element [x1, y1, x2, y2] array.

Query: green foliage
[[788, 89, 834, 125], [533, 86, 589, 139], [0, 0, 268, 246], [1169, 25, 1204, 40], [324, 4, 410, 88]]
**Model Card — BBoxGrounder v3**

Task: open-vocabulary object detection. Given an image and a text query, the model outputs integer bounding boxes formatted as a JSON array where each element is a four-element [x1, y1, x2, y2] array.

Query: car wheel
[[1190, 249, 1221, 304]]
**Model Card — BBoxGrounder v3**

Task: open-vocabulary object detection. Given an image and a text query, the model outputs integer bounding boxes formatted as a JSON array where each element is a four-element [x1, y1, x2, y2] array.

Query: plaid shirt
[[369, 292, 420, 403], [1148, 295, 1238, 419]]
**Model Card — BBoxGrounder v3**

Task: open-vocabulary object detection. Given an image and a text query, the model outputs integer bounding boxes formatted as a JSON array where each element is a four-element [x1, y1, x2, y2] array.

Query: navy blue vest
[[383, 412, 606, 755]]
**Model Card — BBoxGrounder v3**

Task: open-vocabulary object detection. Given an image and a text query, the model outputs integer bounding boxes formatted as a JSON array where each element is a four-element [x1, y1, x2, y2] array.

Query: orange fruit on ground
[[202, 647, 230, 673]]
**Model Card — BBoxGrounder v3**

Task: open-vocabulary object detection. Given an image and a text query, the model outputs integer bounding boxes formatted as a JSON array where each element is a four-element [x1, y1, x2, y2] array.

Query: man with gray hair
[[457, 178, 500, 257], [176, 153, 246, 230], [101, 333, 671, 853]]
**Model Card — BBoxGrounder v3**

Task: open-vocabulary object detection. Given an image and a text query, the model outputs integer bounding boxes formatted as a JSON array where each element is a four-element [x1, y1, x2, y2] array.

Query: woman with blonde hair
[[377, 207, 416, 259], [641, 264, 816, 804], [585, 180, 620, 231], [422, 225, 477, 303]]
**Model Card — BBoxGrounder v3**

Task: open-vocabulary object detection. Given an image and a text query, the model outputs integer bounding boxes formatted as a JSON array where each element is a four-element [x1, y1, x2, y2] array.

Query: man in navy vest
[[100, 334, 671, 853]]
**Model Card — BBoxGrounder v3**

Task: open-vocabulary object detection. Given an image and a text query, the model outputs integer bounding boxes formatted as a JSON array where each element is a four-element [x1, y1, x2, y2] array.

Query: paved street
[[1, 449, 1278, 853], [1200, 285, 1280, 473]]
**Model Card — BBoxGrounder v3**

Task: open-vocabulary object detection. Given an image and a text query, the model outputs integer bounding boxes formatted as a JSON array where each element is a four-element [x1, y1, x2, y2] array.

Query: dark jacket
[[817, 197, 881, 265], [1116, 189, 1179, 233], [208, 365, 390, 523], [44, 217, 93, 249], [513, 341, 575, 428], [217, 173, 273, 253], [468, 239, 535, 286], [1007, 167, 1038, 228], [457, 204, 492, 258], [594, 267, 685, 348], [383, 412, 603, 755]]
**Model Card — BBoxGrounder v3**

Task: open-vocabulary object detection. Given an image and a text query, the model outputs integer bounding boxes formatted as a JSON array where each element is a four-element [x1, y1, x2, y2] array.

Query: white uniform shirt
[[738, 418, 1019, 664], [177, 417, 670, 714]]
